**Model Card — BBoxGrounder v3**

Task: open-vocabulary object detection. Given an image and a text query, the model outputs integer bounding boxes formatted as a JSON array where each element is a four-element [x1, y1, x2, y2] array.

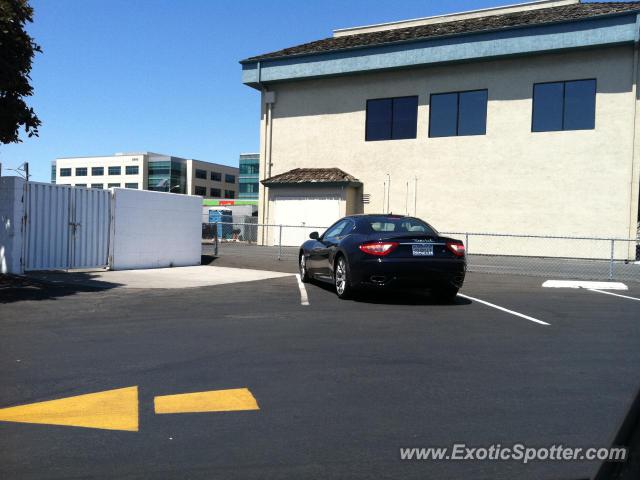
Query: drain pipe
[[414, 176, 418, 216], [386, 173, 391, 213], [627, 14, 640, 258], [405, 181, 409, 215], [257, 61, 276, 244]]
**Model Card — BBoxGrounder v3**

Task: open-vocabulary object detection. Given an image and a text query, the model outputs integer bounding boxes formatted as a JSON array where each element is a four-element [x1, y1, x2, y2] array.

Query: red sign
[[218, 200, 235, 205]]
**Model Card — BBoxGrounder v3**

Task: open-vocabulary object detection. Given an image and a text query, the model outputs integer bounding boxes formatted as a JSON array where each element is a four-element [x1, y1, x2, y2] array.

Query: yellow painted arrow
[[0, 386, 138, 431], [154, 388, 259, 414]]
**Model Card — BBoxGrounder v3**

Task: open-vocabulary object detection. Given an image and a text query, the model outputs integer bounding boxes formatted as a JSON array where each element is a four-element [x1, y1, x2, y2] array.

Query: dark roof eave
[[261, 180, 362, 188], [239, 8, 640, 66]]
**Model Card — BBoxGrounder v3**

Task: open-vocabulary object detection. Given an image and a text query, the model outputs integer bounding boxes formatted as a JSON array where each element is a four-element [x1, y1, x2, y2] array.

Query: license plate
[[412, 244, 434, 256]]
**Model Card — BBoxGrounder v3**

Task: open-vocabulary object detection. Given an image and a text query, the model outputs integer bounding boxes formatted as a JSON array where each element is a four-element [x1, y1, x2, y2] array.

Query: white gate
[[24, 182, 111, 271]]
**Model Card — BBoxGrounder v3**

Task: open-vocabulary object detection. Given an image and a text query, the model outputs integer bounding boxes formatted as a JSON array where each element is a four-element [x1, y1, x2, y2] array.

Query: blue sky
[[2, 0, 517, 182]]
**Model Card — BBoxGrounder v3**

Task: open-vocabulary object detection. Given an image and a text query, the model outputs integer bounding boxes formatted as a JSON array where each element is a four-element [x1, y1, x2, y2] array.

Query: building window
[[239, 183, 258, 194], [108, 183, 121, 188], [91, 183, 103, 189], [532, 79, 596, 132], [225, 174, 236, 183], [224, 190, 235, 199], [365, 96, 418, 141], [108, 166, 121, 175], [126, 165, 139, 175], [429, 89, 488, 137], [125, 183, 138, 189], [51, 164, 56, 184], [194, 186, 206, 196], [60, 168, 71, 177], [75, 184, 86, 188], [91, 167, 104, 176], [210, 188, 221, 197], [210, 171, 221, 181], [195, 169, 207, 179], [239, 162, 259, 175], [75, 167, 88, 176]]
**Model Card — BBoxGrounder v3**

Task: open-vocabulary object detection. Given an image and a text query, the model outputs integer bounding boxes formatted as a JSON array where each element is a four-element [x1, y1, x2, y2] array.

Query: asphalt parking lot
[[1, 262, 639, 479]]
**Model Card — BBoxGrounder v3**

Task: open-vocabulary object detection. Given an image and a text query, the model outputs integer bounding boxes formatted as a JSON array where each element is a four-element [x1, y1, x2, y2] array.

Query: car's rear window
[[365, 217, 438, 235]]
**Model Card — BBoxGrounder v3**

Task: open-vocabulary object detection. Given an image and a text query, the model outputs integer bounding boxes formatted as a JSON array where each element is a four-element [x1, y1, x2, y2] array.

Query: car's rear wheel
[[299, 253, 310, 283], [432, 286, 459, 303], [334, 256, 352, 299]]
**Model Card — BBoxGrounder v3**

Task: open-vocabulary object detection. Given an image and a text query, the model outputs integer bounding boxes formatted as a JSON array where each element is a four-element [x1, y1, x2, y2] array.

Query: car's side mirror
[[309, 231, 319, 240]]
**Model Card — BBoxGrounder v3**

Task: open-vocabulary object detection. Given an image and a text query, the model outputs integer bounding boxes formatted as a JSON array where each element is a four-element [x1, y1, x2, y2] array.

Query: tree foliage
[[0, 0, 41, 144]]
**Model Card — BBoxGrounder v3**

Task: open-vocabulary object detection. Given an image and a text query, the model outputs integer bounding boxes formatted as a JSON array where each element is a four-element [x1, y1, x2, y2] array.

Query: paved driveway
[[0, 268, 639, 479]]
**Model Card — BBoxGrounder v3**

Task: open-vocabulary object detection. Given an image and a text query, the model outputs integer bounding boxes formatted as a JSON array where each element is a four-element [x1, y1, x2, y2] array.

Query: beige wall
[[259, 45, 640, 257], [187, 159, 239, 198]]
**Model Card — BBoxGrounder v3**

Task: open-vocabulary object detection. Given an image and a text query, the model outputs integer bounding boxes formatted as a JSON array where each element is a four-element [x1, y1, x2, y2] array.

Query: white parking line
[[457, 293, 550, 326], [295, 274, 310, 306], [586, 289, 640, 302]]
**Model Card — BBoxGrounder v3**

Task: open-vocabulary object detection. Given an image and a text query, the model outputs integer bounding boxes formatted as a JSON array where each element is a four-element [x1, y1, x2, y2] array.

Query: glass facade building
[[147, 154, 187, 194], [238, 153, 259, 200]]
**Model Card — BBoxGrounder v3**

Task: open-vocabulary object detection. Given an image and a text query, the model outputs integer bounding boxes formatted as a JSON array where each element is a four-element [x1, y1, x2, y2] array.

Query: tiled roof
[[262, 168, 361, 185], [242, 2, 640, 63]]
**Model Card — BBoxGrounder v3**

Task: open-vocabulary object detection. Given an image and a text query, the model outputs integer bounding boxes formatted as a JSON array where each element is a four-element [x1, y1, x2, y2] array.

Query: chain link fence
[[202, 221, 640, 283]]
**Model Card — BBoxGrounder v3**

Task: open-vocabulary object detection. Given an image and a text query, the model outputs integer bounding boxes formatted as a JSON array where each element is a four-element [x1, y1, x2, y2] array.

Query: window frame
[[60, 168, 72, 177], [210, 188, 221, 197], [195, 169, 207, 180], [210, 171, 221, 182], [225, 174, 236, 183], [108, 166, 121, 176], [125, 165, 139, 175], [124, 183, 138, 189], [75, 167, 88, 177], [365, 95, 419, 142], [194, 186, 207, 196], [91, 167, 104, 176], [428, 88, 488, 138], [531, 78, 597, 132]]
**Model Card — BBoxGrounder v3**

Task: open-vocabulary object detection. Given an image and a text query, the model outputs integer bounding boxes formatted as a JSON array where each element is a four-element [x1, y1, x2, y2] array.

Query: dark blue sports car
[[299, 214, 466, 300]]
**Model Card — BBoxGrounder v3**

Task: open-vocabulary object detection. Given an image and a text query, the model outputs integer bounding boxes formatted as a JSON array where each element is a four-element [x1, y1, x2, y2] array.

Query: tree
[[0, 0, 41, 144]]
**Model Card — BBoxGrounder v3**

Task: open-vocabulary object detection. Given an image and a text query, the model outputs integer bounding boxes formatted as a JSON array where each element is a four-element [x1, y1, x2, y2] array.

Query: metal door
[[24, 182, 111, 271]]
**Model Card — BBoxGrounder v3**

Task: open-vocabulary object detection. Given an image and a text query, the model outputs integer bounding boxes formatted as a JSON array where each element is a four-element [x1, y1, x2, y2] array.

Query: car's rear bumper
[[350, 257, 466, 289]]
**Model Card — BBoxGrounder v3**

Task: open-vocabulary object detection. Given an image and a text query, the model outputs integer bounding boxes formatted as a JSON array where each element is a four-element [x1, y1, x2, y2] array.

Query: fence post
[[609, 239, 615, 280], [278, 224, 283, 260], [213, 223, 218, 256]]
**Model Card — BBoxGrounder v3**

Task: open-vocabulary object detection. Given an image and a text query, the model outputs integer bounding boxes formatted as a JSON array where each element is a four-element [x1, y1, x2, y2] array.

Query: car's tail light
[[359, 241, 399, 256], [446, 241, 465, 257]]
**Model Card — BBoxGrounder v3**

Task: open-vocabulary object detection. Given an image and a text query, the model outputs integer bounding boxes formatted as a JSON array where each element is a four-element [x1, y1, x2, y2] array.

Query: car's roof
[[346, 214, 414, 219]]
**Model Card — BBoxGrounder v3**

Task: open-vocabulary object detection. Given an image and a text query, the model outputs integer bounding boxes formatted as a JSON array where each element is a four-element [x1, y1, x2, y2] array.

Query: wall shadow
[[0, 273, 122, 304]]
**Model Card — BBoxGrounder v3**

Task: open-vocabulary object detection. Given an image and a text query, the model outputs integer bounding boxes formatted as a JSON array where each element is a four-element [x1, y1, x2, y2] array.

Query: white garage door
[[272, 196, 341, 246]]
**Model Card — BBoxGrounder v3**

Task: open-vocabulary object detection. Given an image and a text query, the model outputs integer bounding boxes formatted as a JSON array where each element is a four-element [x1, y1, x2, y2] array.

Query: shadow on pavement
[[0, 272, 121, 304], [202, 253, 298, 274], [595, 387, 640, 480], [309, 280, 472, 306]]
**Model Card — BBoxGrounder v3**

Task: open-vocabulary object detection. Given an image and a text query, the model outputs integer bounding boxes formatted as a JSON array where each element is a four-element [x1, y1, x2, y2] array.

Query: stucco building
[[241, 0, 640, 257]]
